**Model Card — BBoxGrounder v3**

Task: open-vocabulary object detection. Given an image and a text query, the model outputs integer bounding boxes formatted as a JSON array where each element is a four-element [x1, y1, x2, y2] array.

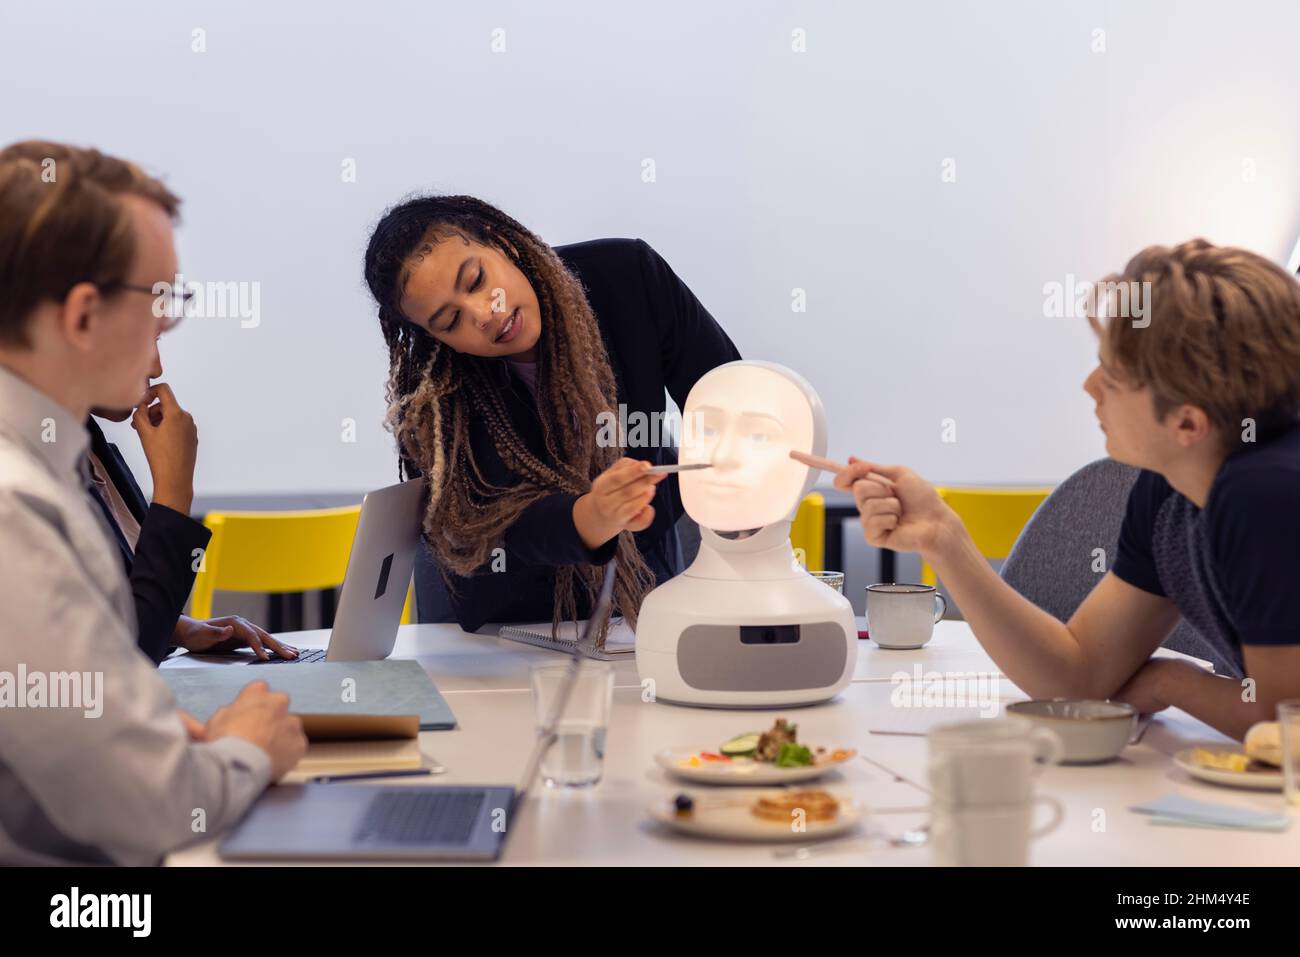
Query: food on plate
[[1190, 747, 1252, 773], [673, 793, 695, 817], [775, 742, 814, 768], [672, 719, 855, 771], [754, 718, 800, 762], [751, 790, 840, 823], [720, 732, 760, 757], [1244, 722, 1283, 767]]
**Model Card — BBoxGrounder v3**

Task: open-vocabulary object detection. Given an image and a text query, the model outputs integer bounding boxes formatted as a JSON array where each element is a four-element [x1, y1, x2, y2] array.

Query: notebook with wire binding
[[496, 617, 636, 660]]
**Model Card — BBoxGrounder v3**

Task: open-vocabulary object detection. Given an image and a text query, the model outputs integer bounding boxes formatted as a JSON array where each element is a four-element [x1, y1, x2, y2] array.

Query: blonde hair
[[0, 140, 179, 346], [1090, 238, 1300, 446]]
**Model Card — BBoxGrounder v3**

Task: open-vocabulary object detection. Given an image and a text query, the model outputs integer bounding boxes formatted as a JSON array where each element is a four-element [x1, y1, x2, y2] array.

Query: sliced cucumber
[[720, 732, 761, 757]]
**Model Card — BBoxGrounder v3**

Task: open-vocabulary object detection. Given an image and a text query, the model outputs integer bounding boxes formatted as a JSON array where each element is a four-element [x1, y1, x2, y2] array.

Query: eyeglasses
[[100, 282, 194, 333]]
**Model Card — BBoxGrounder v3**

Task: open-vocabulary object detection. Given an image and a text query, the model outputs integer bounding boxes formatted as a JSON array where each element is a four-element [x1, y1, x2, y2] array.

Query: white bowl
[[1006, 699, 1137, 764]]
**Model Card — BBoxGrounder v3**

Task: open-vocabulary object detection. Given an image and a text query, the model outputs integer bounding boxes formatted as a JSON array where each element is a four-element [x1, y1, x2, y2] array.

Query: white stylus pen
[[646, 462, 712, 475], [788, 450, 894, 486]]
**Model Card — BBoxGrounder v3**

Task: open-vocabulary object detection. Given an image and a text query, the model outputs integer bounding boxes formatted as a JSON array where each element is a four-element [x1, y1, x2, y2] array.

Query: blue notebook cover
[[160, 659, 457, 731]]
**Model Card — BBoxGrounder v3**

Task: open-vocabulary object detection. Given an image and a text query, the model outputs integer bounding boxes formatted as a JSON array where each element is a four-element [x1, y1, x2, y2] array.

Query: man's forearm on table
[[1160, 664, 1273, 741], [926, 520, 1096, 698]]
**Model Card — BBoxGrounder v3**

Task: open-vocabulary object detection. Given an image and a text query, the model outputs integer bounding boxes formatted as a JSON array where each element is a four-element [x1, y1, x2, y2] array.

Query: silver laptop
[[218, 559, 618, 862], [204, 477, 425, 665]]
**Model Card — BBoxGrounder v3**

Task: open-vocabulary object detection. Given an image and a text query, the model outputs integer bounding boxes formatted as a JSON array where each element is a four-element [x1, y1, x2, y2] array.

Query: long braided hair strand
[[364, 195, 657, 638]]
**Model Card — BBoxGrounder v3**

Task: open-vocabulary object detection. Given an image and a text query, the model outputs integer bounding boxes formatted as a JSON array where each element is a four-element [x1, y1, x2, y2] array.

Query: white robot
[[636, 360, 857, 707]]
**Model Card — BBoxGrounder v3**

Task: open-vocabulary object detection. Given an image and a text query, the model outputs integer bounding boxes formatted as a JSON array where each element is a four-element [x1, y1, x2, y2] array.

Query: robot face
[[678, 364, 815, 532]]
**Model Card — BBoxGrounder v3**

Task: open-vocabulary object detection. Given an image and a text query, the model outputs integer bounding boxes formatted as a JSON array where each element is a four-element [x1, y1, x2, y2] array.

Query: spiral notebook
[[497, 617, 636, 661]]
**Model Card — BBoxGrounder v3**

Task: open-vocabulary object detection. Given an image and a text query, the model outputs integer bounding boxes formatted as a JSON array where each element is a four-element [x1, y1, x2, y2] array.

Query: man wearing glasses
[[69, 190, 294, 664], [0, 140, 306, 865]]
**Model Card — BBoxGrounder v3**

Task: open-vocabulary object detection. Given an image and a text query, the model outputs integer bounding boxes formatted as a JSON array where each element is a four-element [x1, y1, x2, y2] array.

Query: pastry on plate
[[1244, 721, 1283, 768], [750, 789, 840, 823]]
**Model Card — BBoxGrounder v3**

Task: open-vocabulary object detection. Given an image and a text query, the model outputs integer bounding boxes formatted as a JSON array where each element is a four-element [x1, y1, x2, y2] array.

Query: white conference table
[[166, 621, 1297, 866]]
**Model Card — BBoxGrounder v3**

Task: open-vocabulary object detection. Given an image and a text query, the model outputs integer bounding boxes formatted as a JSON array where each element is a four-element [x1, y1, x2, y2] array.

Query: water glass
[[1279, 700, 1300, 808], [530, 662, 614, 788], [808, 570, 845, 594]]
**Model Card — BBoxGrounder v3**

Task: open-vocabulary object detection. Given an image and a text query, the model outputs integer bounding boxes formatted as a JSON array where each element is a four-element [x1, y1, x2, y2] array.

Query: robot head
[[678, 360, 827, 532]]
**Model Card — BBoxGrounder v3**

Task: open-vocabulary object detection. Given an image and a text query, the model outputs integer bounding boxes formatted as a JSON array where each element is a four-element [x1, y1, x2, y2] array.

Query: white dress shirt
[[0, 364, 270, 865]]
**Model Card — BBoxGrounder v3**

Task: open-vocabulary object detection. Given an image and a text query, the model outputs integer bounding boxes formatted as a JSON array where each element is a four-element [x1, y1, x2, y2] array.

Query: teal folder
[[160, 660, 457, 732]]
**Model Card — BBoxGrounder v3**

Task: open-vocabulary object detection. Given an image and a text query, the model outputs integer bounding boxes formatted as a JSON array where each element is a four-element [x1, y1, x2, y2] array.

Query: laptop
[[195, 477, 425, 666], [218, 558, 619, 862]]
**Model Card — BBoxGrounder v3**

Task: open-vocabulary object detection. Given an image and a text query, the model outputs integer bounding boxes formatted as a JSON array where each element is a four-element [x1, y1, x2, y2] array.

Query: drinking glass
[[530, 662, 614, 788]]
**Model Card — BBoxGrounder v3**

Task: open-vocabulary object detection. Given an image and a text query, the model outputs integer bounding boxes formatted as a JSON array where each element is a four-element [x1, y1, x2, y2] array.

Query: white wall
[[4, 0, 1299, 495]]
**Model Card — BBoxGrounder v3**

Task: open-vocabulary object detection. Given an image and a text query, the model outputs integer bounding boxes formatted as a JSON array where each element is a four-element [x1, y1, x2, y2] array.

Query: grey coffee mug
[[865, 583, 947, 649]]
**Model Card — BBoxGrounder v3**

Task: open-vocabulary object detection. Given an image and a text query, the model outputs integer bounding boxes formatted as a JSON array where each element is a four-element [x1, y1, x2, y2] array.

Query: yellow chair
[[789, 492, 826, 570], [191, 505, 415, 627], [919, 487, 1053, 587]]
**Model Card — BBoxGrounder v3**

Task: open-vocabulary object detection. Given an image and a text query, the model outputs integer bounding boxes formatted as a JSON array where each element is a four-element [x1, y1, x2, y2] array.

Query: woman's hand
[[131, 382, 198, 515], [832, 457, 955, 556], [573, 458, 665, 549], [173, 614, 298, 661]]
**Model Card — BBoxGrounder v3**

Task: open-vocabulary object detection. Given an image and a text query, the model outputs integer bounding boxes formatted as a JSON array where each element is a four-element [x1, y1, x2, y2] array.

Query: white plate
[[1173, 748, 1284, 791], [654, 746, 857, 785], [649, 794, 864, 842]]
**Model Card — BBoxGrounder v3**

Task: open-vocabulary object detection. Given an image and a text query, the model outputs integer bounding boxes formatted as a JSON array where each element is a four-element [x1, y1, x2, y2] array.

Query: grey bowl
[[1006, 699, 1138, 764]]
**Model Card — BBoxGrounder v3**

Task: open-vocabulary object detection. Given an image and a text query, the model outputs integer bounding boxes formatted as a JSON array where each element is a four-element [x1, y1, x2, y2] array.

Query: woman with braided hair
[[363, 195, 740, 639]]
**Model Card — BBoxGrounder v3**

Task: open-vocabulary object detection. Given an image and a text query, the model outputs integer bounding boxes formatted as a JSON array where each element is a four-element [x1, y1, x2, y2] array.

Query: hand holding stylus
[[789, 450, 951, 554], [574, 457, 666, 548], [788, 450, 894, 488]]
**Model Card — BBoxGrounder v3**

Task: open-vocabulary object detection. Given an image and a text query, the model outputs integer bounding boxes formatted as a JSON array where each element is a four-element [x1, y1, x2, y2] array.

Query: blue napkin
[[1130, 793, 1292, 832]]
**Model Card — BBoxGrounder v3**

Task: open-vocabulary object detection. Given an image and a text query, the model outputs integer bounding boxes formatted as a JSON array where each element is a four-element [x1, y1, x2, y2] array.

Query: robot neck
[[685, 521, 807, 582]]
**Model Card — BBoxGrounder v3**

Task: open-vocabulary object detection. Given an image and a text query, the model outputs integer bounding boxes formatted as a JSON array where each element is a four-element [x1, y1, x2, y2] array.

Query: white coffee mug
[[928, 717, 1063, 807], [865, 583, 947, 649], [930, 796, 1064, 866]]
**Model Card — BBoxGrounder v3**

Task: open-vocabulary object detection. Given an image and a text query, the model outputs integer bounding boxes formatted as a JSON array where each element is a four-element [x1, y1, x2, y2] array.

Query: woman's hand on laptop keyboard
[[174, 614, 298, 660]]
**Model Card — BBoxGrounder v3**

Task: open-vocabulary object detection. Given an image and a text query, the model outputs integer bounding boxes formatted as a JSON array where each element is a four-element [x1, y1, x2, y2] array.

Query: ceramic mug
[[865, 583, 947, 649]]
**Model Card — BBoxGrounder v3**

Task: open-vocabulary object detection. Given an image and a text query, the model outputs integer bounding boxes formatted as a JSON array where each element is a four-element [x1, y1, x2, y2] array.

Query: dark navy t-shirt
[[1112, 422, 1300, 678]]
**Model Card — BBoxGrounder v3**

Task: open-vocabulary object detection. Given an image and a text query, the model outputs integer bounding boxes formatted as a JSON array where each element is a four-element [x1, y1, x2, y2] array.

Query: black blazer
[[413, 238, 741, 632], [86, 418, 212, 664]]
